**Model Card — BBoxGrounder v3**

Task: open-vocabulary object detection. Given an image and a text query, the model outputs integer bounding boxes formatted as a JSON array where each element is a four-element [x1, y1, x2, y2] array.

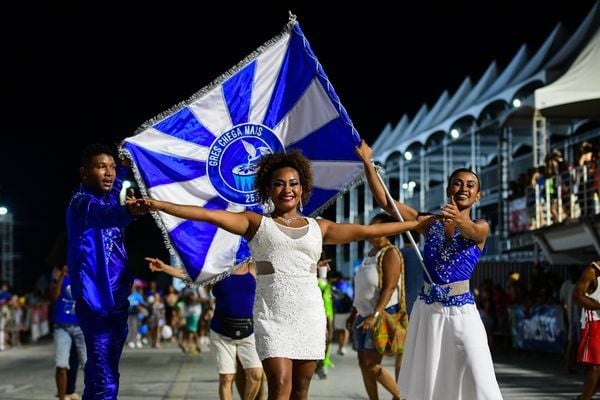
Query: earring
[[298, 198, 304, 213]]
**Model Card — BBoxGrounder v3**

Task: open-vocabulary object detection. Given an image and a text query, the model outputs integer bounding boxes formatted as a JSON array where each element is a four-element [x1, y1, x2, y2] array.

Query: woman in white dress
[[143, 150, 433, 400]]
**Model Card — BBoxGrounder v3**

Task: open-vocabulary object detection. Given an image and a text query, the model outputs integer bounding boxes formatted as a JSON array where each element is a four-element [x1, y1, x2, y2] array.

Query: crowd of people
[[0, 281, 50, 351], [507, 140, 600, 230]]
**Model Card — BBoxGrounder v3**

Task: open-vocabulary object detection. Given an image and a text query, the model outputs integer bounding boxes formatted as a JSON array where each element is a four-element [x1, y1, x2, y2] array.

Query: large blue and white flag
[[122, 16, 363, 285]]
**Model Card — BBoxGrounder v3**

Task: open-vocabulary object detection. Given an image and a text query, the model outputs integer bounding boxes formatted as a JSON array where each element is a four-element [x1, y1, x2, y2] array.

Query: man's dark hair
[[81, 143, 116, 168]]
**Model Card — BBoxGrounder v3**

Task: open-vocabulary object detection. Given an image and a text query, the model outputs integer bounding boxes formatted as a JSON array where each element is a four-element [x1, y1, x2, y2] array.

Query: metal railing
[[512, 160, 600, 232]]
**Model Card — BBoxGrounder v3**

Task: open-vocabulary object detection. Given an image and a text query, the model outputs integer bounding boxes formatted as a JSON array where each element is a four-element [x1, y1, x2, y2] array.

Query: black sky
[[1, 1, 596, 287]]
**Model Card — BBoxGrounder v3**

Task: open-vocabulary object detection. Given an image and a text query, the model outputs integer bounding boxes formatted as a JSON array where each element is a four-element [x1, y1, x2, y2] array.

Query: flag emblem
[[122, 17, 363, 285], [207, 123, 284, 206]]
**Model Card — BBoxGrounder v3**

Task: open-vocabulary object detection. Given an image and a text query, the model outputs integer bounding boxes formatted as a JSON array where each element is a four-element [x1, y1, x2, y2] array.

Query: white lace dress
[[248, 216, 326, 360]]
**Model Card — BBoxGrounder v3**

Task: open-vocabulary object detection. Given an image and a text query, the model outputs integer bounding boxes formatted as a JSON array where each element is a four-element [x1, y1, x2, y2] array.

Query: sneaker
[[127, 341, 135, 349], [65, 393, 81, 400], [135, 340, 143, 348], [337, 347, 346, 356]]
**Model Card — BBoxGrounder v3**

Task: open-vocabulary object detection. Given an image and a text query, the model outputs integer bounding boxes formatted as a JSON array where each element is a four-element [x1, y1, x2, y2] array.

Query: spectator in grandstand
[[578, 141, 600, 216], [545, 149, 571, 223]]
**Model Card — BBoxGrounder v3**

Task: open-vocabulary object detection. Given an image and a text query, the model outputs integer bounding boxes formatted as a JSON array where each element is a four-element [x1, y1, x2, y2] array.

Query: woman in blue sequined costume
[[356, 141, 502, 400]]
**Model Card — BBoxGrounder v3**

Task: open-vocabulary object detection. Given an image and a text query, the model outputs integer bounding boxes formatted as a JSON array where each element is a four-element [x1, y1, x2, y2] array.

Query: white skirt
[[398, 299, 503, 400], [254, 274, 326, 361]]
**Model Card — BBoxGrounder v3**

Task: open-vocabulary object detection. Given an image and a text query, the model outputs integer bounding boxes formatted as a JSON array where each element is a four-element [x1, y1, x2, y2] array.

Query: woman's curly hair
[[254, 149, 313, 206]]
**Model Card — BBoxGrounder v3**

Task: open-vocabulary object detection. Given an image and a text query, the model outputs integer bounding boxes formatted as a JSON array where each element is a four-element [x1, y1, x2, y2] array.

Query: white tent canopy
[[535, 26, 600, 117]]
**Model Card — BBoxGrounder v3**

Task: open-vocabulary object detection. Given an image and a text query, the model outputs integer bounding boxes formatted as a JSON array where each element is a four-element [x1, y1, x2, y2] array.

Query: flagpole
[[373, 165, 435, 284]]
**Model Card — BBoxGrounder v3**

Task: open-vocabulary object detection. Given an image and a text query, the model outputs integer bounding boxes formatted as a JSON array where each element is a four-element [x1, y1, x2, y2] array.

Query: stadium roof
[[372, 1, 600, 165]]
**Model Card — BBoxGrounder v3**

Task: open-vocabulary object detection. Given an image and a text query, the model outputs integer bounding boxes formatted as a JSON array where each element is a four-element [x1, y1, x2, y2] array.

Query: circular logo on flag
[[207, 123, 284, 206]]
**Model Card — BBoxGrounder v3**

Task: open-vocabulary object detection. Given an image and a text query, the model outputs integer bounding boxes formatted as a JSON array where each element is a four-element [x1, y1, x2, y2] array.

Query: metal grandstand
[[335, 1, 600, 277]]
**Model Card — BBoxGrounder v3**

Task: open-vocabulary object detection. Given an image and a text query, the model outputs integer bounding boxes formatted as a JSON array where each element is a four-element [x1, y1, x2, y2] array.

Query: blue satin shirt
[[66, 166, 135, 314]]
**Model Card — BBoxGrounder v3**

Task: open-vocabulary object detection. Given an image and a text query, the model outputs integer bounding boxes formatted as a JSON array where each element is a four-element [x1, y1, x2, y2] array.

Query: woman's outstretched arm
[[355, 140, 420, 223], [144, 198, 259, 237], [145, 257, 185, 279], [318, 215, 438, 245]]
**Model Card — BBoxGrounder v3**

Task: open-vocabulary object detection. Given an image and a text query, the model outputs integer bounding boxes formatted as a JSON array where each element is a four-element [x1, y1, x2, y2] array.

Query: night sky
[[1, 1, 595, 288]]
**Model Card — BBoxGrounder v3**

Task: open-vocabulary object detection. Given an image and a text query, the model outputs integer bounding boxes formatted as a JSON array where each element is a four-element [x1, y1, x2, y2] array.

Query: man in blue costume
[[66, 143, 147, 399]]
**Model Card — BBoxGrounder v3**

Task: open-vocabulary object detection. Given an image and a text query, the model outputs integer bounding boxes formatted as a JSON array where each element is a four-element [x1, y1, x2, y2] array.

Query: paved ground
[[0, 337, 585, 399]]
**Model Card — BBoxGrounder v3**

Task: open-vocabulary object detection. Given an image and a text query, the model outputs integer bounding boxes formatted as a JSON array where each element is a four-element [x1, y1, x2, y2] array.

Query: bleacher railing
[[510, 160, 600, 233]]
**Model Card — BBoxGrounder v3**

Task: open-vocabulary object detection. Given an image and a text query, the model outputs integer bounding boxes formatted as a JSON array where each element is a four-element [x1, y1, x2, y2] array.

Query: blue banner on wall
[[511, 305, 564, 353]]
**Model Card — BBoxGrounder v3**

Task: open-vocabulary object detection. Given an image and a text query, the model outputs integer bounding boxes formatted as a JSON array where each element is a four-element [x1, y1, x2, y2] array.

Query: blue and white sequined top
[[419, 220, 486, 306]]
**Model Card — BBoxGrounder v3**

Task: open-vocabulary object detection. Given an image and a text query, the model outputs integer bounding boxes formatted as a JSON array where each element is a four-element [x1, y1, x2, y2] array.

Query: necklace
[[273, 214, 303, 226]]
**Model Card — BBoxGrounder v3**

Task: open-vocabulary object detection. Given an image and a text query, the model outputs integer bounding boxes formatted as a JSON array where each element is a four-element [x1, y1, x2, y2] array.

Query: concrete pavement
[[0, 337, 585, 399]]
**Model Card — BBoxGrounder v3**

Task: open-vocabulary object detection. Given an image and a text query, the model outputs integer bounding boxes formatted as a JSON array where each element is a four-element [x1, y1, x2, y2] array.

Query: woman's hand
[[145, 257, 167, 273], [440, 197, 489, 244], [354, 140, 373, 164], [414, 213, 444, 231], [125, 189, 149, 217], [317, 258, 332, 267], [440, 197, 465, 224], [142, 198, 167, 212], [356, 314, 377, 332]]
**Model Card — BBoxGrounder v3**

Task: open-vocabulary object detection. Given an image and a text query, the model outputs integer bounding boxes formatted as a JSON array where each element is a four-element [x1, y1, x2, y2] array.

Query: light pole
[[0, 206, 14, 286]]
